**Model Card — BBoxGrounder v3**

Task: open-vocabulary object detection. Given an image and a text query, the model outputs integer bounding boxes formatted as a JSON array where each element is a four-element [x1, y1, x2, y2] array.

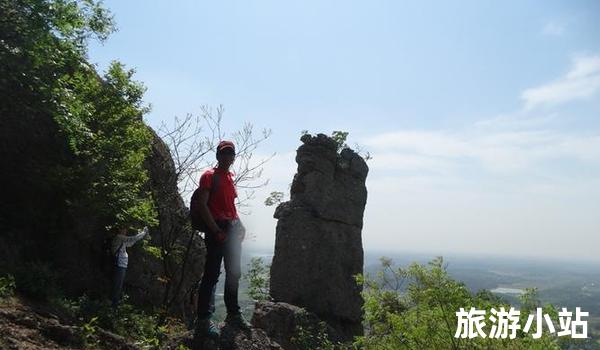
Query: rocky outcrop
[[269, 134, 368, 342], [0, 102, 203, 318], [0, 300, 139, 350], [163, 325, 282, 350], [252, 301, 340, 350]]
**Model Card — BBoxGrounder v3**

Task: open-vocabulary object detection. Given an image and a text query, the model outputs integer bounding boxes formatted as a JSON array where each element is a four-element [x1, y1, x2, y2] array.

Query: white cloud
[[367, 153, 453, 173], [364, 128, 600, 175], [521, 55, 600, 110], [542, 21, 565, 37], [363, 131, 471, 157]]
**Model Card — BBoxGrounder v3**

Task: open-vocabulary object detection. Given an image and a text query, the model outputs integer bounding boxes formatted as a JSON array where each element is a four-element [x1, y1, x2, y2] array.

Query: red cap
[[217, 140, 235, 153]]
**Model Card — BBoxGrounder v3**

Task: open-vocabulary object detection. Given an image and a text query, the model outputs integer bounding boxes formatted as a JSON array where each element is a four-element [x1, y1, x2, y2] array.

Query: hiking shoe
[[195, 317, 220, 338], [225, 312, 251, 330]]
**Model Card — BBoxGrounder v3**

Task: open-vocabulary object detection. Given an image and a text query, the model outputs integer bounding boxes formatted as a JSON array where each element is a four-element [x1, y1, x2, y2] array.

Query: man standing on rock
[[195, 140, 250, 338]]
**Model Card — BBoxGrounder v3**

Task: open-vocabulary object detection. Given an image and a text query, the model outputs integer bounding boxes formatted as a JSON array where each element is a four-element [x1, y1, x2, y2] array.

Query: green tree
[[264, 191, 284, 206], [246, 257, 271, 301], [331, 130, 349, 152], [355, 257, 566, 350], [1, 0, 156, 228]]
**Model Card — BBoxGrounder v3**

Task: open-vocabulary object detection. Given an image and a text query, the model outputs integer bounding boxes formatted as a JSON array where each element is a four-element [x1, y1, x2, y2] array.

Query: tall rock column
[[269, 133, 369, 342]]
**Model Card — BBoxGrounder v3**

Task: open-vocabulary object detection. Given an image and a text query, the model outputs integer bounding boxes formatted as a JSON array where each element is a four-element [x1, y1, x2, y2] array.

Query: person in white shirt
[[111, 226, 149, 308]]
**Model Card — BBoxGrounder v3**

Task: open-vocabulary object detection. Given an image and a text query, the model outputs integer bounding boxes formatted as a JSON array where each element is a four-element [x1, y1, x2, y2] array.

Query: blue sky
[[89, 1, 600, 261]]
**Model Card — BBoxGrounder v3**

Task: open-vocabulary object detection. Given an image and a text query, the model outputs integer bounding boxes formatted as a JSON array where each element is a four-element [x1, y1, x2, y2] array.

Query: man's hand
[[141, 226, 150, 239], [215, 229, 227, 243], [238, 223, 246, 241]]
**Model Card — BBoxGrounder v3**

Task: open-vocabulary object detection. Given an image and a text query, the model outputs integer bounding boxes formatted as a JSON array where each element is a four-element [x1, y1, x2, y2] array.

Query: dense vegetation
[[1, 0, 156, 229], [245, 257, 599, 350], [0, 0, 164, 345], [355, 257, 595, 349]]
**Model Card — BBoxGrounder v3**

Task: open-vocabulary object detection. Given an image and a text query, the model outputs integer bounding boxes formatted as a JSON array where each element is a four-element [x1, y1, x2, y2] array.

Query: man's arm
[[123, 227, 149, 247], [197, 189, 221, 235]]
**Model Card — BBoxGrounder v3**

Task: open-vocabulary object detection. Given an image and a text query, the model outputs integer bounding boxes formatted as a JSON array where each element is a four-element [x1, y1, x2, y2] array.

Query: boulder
[[252, 300, 340, 350], [164, 325, 282, 350], [270, 134, 368, 342]]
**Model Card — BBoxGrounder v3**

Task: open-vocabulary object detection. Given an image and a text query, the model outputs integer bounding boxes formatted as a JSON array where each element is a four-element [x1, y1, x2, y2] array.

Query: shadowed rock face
[[0, 105, 203, 317], [127, 128, 204, 315], [269, 134, 368, 342]]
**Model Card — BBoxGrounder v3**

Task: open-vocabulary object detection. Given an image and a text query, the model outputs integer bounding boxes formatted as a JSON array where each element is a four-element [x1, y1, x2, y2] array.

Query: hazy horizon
[[243, 240, 600, 266]]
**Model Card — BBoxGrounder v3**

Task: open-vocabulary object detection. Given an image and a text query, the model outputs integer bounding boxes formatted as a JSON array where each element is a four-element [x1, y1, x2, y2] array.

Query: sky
[[88, 1, 600, 262]]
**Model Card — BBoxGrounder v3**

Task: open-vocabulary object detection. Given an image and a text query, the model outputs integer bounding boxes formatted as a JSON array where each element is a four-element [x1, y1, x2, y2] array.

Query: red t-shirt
[[199, 168, 238, 220]]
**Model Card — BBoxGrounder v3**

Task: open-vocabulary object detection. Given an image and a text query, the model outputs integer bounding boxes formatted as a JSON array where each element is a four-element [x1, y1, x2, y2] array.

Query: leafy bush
[[1, 0, 157, 229], [291, 319, 344, 350], [0, 274, 16, 299], [355, 257, 567, 350], [53, 61, 158, 228], [80, 316, 99, 348], [246, 257, 271, 301], [331, 131, 349, 152], [54, 294, 185, 349]]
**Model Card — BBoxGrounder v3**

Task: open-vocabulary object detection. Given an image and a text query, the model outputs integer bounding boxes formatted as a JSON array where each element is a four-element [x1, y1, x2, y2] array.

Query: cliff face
[[123, 128, 205, 315], [269, 134, 369, 342], [0, 107, 203, 316]]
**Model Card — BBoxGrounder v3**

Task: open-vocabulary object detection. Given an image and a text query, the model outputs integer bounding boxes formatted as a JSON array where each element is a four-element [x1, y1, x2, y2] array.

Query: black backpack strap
[[114, 241, 124, 257], [210, 172, 220, 197]]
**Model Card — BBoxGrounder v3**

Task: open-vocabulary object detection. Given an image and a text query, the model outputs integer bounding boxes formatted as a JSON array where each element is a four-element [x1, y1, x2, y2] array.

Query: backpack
[[190, 172, 220, 232]]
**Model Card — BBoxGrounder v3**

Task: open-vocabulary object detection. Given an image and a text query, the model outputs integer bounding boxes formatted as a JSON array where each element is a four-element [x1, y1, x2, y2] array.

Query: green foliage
[[0, 0, 156, 228], [144, 244, 163, 260], [53, 61, 158, 228], [355, 257, 567, 350], [331, 130, 349, 152], [292, 320, 343, 350], [53, 294, 185, 349], [264, 191, 284, 206], [1, 0, 114, 113], [14, 261, 61, 300], [80, 316, 99, 348], [0, 274, 16, 299], [246, 257, 271, 301]]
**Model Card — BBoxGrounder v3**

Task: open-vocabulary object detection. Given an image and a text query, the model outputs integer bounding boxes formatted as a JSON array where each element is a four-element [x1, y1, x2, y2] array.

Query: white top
[[112, 227, 148, 268]]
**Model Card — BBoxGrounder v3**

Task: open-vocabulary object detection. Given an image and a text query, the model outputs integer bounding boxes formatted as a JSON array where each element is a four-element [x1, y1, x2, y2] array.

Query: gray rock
[[167, 325, 282, 350], [252, 301, 340, 350], [270, 134, 368, 342], [218, 324, 282, 350]]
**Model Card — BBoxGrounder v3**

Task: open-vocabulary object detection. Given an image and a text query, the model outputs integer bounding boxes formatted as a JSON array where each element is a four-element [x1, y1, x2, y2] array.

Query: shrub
[[0, 274, 16, 299], [291, 319, 345, 350], [355, 257, 566, 350], [246, 257, 271, 301]]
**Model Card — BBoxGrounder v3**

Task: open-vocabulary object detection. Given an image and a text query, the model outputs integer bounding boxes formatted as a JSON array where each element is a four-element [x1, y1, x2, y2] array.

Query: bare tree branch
[[153, 105, 273, 316]]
